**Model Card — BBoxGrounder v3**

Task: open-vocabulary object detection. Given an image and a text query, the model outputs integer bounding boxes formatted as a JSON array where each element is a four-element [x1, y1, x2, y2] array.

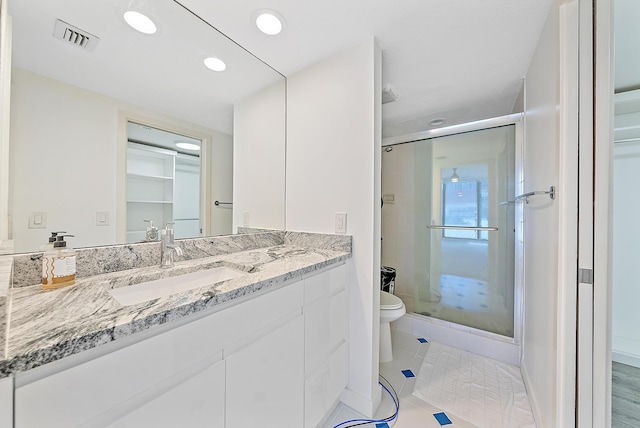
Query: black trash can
[[381, 266, 396, 294]]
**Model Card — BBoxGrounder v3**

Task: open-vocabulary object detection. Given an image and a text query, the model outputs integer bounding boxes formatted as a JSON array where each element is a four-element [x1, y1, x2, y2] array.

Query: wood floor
[[612, 362, 640, 427]]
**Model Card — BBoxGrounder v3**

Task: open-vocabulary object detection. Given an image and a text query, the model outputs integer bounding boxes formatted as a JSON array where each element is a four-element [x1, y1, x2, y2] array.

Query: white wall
[[233, 80, 286, 232], [0, 0, 10, 244], [10, 69, 231, 252], [286, 40, 382, 416], [612, 141, 640, 366], [611, 92, 640, 366], [521, 2, 561, 426], [210, 131, 233, 236]]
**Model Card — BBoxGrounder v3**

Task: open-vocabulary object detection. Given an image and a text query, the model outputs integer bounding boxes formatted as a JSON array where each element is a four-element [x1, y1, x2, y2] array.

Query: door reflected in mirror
[[125, 121, 208, 243]]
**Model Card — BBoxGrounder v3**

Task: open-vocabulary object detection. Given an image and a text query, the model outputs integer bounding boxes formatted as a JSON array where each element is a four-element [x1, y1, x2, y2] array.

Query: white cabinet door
[[303, 264, 349, 428], [0, 376, 12, 428], [304, 342, 348, 428], [226, 315, 304, 428], [109, 359, 225, 428], [14, 322, 222, 428]]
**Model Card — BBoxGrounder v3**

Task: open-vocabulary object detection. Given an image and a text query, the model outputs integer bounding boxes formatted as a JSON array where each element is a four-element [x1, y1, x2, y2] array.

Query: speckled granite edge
[[0, 257, 10, 360], [284, 231, 352, 253], [237, 227, 283, 234], [0, 295, 6, 358], [12, 232, 286, 288], [0, 245, 350, 377]]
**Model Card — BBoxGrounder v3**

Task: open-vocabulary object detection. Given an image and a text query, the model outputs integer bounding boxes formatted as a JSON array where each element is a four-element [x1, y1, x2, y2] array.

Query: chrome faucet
[[160, 222, 183, 268]]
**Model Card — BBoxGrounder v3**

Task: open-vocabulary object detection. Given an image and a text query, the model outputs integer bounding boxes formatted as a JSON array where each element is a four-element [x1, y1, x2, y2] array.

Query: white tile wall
[[395, 313, 521, 366]]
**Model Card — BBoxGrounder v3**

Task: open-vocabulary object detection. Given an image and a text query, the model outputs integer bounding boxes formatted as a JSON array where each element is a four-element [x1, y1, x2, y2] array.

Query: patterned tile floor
[[408, 274, 514, 337], [322, 330, 480, 428]]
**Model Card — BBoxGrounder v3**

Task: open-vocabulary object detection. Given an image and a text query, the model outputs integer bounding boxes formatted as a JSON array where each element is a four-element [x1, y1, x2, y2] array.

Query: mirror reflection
[[4, 0, 286, 254]]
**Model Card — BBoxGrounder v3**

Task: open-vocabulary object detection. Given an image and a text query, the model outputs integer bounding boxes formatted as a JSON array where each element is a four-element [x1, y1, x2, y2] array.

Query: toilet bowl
[[379, 290, 406, 363]]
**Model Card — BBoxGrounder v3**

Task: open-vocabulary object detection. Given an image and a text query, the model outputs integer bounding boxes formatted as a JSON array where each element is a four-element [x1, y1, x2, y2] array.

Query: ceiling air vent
[[53, 19, 99, 52]]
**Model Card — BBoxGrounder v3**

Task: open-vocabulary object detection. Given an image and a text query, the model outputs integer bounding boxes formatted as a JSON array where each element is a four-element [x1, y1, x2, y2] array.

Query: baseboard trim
[[613, 350, 640, 368], [340, 384, 382, 419], [520, 360, 543, 427]]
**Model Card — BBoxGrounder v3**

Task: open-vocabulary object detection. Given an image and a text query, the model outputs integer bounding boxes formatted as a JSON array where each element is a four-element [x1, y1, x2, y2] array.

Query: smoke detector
[[53, 19, 99, 52]]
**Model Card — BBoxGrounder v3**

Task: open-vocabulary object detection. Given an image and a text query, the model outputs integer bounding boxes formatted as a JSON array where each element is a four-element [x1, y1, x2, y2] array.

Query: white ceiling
[[15, 0, 636, 141], [180, 0, 555, 138], [10, 0, 283, 135]]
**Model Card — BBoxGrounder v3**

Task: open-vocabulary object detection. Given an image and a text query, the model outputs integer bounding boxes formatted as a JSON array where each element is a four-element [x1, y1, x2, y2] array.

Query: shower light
[[176, 142, 200, 151], [450, 168, 460, 183], [124, 11, 157, 35]]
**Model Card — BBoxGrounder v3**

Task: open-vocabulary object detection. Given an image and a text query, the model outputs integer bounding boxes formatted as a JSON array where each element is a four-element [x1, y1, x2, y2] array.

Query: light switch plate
[[28, 212, 47, 229], [335, 212, 347, 234], [243, 212, 250, 227]]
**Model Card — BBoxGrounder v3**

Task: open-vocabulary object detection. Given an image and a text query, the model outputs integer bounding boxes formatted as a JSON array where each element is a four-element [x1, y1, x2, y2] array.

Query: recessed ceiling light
[[176, 142, 200, 151], [253, 10, 285, 35], [204, 57, 226, 72], [124, 11, 157, 35], [429, 118, 446, 127]]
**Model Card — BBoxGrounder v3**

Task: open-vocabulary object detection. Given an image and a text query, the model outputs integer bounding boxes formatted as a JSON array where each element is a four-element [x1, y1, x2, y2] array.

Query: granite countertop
[[0, 241, 350, 378]]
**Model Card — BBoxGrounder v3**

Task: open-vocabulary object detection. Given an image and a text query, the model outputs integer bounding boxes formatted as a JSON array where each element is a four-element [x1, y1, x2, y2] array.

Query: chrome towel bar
[[426, 225, 498, 231]]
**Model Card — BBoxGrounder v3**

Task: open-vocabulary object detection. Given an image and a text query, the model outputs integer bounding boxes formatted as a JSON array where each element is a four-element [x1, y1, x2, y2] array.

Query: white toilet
[[379, 290, 406, 363]]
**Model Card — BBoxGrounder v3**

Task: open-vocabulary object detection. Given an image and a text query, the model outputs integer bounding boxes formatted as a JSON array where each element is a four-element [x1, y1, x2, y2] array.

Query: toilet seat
[[380, 291, 403, 310], [379, 290, 406, 363]]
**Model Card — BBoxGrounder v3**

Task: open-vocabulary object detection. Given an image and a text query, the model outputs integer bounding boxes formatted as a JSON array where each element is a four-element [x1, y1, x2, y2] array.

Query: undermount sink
[[108, 266, 247, 306]]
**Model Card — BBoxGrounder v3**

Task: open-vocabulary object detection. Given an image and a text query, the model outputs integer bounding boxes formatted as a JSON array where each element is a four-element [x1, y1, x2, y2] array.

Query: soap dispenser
[[40, 231, 66, 251], [42, 234, 76, 289], [144, 220, 158, 241]]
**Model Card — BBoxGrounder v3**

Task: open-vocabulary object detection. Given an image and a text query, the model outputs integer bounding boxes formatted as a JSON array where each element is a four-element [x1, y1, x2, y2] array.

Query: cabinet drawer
[[328, 263, 347, 294], [304, 269, 329, 305], [15, 325, 223, 428], [226, 315, 304, 428], [306, 288, 348, 377], [304, 263, 346, 305], [109, 359, 225, 428], [304, 341, 348, 428], [329, 290, 348, 351]]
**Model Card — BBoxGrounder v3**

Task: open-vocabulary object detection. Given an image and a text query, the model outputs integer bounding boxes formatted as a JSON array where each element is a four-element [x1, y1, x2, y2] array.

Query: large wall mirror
[[3, 0, 286, 254]]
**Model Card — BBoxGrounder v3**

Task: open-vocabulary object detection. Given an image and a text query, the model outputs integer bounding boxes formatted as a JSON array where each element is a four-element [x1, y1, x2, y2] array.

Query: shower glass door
[[381, 124, 516, 337]]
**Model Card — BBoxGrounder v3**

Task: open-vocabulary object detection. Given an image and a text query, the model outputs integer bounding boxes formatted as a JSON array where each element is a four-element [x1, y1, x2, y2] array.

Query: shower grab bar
[[214, 201, 232, 206], [500, 186, 556, 205], [426, 225, 498, 231]]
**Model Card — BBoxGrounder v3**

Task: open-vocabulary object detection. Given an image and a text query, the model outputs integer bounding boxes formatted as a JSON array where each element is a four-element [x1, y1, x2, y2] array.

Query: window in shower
[[380, 123, 517, 338], [442, 177, 489, 240]]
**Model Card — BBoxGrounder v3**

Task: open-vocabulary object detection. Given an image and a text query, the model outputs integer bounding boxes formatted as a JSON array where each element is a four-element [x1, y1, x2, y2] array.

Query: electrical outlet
[[243, 212, 250, 227], [335, 212, 347, 234]]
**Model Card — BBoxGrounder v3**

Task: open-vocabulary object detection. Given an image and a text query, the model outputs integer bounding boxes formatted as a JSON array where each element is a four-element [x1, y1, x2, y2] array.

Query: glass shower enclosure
[[381, 124, 517, 337]]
